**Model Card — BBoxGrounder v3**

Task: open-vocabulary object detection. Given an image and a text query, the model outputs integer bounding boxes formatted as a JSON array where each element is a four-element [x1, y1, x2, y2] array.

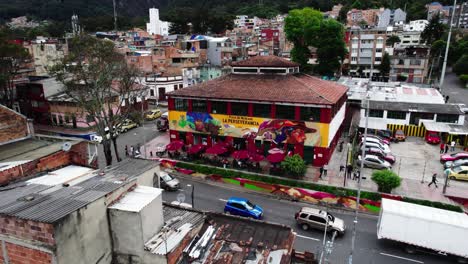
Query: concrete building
[[234, 15, 258, 29], [29, 37, 68, 76], [146, 8, 170, 36], [377, 8, 407, 28], [340, 77, 468, 143], [167, 56, 348, 166], [397, 31, 424, 46], [206, 37, 234, 66], [347, 8, 382, 27], [0, 159, 160, 264], [142, 75, 185, 102], [390, 46, 430, 84], [455, 2, 468, 28], [348, 28, 387, 77], [326, 4, 343, 19], [403, 20, 429, 32]]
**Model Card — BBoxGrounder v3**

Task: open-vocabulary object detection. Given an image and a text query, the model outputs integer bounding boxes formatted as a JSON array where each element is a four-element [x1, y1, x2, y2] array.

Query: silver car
[[158, 172, 180, 191], [295, 207, 346, 236], [444, 159, 468, 169], [357, 154, 392, 169]]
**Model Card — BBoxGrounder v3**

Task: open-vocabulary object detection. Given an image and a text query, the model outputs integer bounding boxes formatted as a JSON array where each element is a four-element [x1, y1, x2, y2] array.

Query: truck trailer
[[377, 198, 468, 262]]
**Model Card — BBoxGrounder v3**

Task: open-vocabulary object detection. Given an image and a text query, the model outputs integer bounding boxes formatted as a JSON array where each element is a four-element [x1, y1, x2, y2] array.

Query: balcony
[[360, 43, 374, 49], [220, 46, 234, 53]]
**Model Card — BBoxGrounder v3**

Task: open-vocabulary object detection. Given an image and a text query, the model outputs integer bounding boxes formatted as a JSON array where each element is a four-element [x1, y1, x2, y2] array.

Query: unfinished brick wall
[[0, 141, 95, 186], [0, 106, 28, 144], [0, 216, 55, 246], [4, 243, 52, 264]]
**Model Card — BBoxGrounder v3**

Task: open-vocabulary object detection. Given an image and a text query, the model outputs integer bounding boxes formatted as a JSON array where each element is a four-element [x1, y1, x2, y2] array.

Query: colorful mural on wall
[[169, 111, 330, 147]]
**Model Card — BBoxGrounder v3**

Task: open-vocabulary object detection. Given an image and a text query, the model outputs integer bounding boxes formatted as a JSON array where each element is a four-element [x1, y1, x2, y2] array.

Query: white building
[[234, 15, 258, 29], [397, 31, 424, 46], [140, 75, 185, 102], [403, 20, 429, 32], [146, 8, 170, 36]]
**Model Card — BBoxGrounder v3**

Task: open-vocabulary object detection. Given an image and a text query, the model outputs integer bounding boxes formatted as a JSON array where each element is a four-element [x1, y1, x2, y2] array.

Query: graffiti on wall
[[169, 111, 329, 147]]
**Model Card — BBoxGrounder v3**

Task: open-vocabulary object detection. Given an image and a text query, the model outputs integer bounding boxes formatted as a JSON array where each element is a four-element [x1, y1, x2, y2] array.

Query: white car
[[357, 154, 392, 169], [361, 137, 389, 147], [360, 141, 391, 154]]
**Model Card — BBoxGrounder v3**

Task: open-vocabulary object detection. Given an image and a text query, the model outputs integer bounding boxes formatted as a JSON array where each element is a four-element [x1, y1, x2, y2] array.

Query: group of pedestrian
[[440, 141, 456, 154], [125, 144, 141, 157]]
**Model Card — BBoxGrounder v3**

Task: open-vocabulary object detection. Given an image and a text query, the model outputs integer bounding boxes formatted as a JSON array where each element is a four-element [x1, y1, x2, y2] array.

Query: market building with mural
[[167, 56, 348, 166]]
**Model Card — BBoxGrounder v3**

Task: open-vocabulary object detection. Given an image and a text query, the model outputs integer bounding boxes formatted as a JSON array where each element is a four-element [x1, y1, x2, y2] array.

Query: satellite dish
[[177, 193, 186, 203], [62, 142, 72, 152]]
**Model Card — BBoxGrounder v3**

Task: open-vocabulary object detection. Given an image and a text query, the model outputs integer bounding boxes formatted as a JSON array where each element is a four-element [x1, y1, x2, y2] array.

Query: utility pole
[[439, 0, 457, 91], [113, 0, 118, 32]]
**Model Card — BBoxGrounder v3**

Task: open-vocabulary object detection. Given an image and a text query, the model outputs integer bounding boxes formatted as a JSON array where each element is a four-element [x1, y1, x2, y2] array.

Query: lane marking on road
[[296, 234, 320, 241], [379, 253, 424, 263], [218, 198, 228, 202]]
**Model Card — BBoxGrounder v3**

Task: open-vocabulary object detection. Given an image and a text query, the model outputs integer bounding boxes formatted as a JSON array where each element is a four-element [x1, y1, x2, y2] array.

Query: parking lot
[[361, 136, 468, 190]]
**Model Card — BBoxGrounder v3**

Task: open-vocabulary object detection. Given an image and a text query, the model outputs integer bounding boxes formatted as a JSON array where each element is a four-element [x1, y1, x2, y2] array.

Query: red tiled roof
[[231, 55, 300, 68], [168, 74, 348, 105]]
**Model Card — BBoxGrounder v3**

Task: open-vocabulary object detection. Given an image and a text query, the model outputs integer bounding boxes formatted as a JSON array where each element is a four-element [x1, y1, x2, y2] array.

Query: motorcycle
[[157, 116, 169, 132]]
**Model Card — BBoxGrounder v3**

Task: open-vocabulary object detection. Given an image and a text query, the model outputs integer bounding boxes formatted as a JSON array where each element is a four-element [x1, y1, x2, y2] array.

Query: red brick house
[[167, 56, 348, 166]]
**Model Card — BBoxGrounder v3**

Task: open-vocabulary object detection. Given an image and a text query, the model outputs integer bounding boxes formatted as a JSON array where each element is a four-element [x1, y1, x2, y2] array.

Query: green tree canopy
[[285, 7, 347, 75], [378, 52, 391, 79], [386, 35, 401, 46], [421, 13, 446, 44], [371, 170, 401, 193], [453, 55, 468, 76], [281, 154, 307, 177]]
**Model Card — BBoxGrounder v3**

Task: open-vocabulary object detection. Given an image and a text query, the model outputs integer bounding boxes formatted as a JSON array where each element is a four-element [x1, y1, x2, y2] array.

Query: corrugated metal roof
[[0, 159, 158, 223]]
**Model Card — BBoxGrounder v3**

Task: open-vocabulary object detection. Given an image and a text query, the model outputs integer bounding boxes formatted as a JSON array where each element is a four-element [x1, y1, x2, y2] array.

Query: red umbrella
[[267, 153, 285, 163], [187, 144, 205, 154], [268, 148, 284, 155], [166, 140, 184, 151], [205, 144, 228, 155], [231, 150, 250, 160], [249, 153, 265, 162]]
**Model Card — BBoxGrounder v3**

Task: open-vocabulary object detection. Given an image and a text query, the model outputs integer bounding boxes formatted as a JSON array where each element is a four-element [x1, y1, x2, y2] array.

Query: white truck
[[377, 198, 468, 262]]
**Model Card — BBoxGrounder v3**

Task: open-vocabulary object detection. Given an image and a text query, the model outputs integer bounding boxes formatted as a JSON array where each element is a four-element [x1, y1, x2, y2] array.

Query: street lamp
[[348, 93, 370, 264], [319, 214, 329, 264], [439, 0, 458, 91]]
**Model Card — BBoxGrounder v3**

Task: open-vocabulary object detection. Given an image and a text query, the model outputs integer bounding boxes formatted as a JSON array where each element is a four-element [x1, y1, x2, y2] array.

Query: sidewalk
[[309, 137, 466, 207]]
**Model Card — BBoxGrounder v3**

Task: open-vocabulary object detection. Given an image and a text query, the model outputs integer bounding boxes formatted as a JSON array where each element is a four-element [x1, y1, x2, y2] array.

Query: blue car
[[224, 197, 263, 219]]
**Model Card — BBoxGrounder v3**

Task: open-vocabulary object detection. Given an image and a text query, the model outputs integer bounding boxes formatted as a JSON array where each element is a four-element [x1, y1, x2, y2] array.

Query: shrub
[[281, 154, 307, 177], [402, 197, 463, 213], [371, 170, 401, 193], [459, 74, 468, 84]]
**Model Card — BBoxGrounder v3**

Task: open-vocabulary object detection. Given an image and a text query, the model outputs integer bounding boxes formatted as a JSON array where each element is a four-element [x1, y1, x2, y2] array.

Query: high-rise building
[[146, 8, 170, 36]]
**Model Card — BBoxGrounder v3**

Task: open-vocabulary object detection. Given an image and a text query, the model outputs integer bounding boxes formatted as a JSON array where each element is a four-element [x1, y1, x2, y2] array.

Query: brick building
[[167, 56, 348, 166], [0, 159, 159, 264], [390, 46, 430, 84]]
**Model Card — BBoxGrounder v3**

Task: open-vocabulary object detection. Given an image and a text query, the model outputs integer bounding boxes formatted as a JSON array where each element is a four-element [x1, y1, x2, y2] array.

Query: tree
[[371, 170, 401, 193], [338, 5, 350, 24], [351, 0, 364, 9], [386, 35, 400, 47], [285, 8, 347, 75], [378, 52, 391, 79], [281, 154, 307, 177], [51, 35, 142, 166], [421, 13, 446, 44], [0, 29, 30, 109], [453, 55, 468, 76]]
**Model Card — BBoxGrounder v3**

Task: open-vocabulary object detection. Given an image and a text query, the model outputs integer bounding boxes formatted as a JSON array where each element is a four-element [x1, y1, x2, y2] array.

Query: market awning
[[422, 121, 468, 135]]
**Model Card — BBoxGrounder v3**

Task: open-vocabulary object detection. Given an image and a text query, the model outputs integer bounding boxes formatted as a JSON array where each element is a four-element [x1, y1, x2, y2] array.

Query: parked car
[[394, 129, 406, 141], [425, 131, 441, 144], [158, 172, 180, 191], [360, 141, 391, 154], [361, 134, 391, 145], [224, 197, 263, 219], [118, 119, 138, 133], [362, 146, 396, 164], [361, 137, 390, 147], [440, 152, 468, 162], [445, 166, 468, 181], [145, 109, 162, 120], [444, 159, 468, 169], [295, 207, 346, 236], [357, 154, 392, 169], [367, 128, 394, 142]]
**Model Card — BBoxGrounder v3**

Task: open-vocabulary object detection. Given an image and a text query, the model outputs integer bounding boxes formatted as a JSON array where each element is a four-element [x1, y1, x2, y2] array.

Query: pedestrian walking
[[444, 144, 449, 153], [450, 140, 456, 152], [346, 164, 353, 179], [125, 145, 129, 156], [339, 165, 345, 176], [130, 145, 134, 157], [319, 166, 324, 179], [428, 173, 438, 188], [323, 164, 328, 177], [352, 170, 359, 181], [439, 142, 445, 154]]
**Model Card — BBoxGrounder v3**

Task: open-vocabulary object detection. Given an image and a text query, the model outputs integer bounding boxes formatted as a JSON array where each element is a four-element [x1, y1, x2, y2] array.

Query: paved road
[[162, 176, 456, 264], [97, 106, 167, 168]]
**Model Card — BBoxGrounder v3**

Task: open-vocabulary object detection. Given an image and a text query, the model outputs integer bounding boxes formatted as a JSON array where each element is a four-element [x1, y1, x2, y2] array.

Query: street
[[162, 175, 455, 264]]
